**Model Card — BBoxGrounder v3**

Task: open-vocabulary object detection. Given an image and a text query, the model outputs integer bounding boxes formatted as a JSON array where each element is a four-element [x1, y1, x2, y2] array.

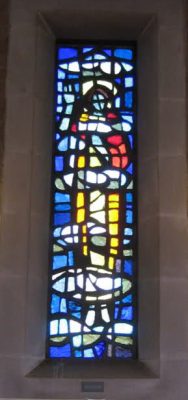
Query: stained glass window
[[47, 43, 137, 360]]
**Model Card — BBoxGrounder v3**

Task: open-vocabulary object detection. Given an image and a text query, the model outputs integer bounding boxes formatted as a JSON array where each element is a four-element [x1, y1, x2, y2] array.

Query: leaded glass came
[[47, 43, 137, 359]]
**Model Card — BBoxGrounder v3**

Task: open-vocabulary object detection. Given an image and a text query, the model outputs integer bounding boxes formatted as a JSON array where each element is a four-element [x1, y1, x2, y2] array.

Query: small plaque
[[81, 381, 104, 392]]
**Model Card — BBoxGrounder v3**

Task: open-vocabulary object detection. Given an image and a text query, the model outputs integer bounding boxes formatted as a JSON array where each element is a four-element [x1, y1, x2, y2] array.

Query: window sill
[[27, 359, 159, 379]]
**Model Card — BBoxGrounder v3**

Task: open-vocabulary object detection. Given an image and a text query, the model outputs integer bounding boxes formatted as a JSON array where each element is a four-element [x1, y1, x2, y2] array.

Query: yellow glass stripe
[[77, 192, 84, 208], [78, 156, 85, 168], [109, 202, 119, 209], [109, 257, 115, 270], [80, 113, 89, 122], [110, 248, 118, 255], [109, 194, 119, 202], [83, 246, 88, 255], [110, 238, 119, 247], [109, 224, 118, 235], [109, 209, 119, 222], [77, 208, 85, 223], [82, 225, 87, 234]]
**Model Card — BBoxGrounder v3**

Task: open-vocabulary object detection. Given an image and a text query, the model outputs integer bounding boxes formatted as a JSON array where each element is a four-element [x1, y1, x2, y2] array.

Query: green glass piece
[[83, 334, 100, 345], [53, 244, 64, 252], [78, 171, 84, 179], [122, 279, 132, 293], [108, 181, 119, 189], [91, 236, 106, 246], [127, 180, 133, 189], [51, 336, 66, 343], [112, 123, 122, 130], [77, 180, 84, 189], [123, 249, 133, 256], [115, 336, 133, 345], [83, 71, 102, 77], [55, 178, 65, 190]]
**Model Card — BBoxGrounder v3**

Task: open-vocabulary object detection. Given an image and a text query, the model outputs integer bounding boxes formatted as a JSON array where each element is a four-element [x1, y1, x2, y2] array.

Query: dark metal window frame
[[46, 40, 138, 362]]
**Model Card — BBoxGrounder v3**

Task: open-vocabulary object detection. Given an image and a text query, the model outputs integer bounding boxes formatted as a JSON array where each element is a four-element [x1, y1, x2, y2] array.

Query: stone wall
[[0, 0, 9, 207], [0, 0, 187, 399]]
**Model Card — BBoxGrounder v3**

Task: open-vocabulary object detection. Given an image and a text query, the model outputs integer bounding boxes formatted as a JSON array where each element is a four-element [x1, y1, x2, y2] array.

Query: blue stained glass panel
[[126, 210, 133, 224], [121, 306, 133, 320], [127, 163, 133, 174], [83, 47, 93, 53], [75, 350, 82, 357], [84, 348, 95, 358], [115, 48, 133, 60], [122, 294, 132, 304], [55, 156, 64, 172], [60, 298, 67, 312], [50, 344, 71, 358], [126, 193, 133, 202], [55, 204, 71, 211], [53, 255, 68, 269], [128, 135, 133, 148], [58, 48, 77, 60], [58, 69, 65, 79], [51, 294, 60, 313], [68, 251, 74, 266], [125, 92, 133, 108], [125, 77, 134, 87], [124, 259, 133, 275], [55, 192, 70, 203], [115, 347, 132, 358], [95, 341, 105, 357], [54, 212, 71, 225], [104, 49, 112, 55]]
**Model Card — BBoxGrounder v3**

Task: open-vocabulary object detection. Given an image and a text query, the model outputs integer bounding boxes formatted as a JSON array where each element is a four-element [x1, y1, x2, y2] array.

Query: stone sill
[[27, 359, 159, 379]]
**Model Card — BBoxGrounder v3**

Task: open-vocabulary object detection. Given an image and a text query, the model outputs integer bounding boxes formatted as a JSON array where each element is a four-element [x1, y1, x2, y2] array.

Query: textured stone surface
[[0, 0, 187, 398], [0, 0, 9, 210]]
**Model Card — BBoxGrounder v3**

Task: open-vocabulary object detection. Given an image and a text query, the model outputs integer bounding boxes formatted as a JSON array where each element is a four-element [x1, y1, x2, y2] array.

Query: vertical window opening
[[47, 42, 137, 360]]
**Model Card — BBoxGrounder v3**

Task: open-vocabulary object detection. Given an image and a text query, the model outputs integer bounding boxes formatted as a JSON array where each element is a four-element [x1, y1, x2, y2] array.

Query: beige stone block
[[9, 2, 36, 26], [139, 216, 159, 280], [0, 275, 25, 354], [137, 18, 158, 161], [160, 279, 188, 360], [160, 216, 188, 278], [30, 153, 51, 215], [5, 94, 34, 153], [34, 23, 54, 100], [28, 213, 50, 279], [157, 0, 184, 28], [159, 155, 187, 216], [105, 379, 159, 400], [2, 151, 31, 214], [6, 25, 36, 95], [139, 278, 160, 361], [138, 157, 159, 220], [159, 360, 188, 400], [159, 26, 185, 99], [32, 97, 53, 156], [24, 277, 47, 357], [0, 212, 29, 275], [159, 99, 186, 156], [0, 357, 23, 397]]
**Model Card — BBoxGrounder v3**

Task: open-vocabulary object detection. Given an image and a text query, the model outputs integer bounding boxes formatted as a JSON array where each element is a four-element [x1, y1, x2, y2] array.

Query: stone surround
[[0, 0, 187, 399]]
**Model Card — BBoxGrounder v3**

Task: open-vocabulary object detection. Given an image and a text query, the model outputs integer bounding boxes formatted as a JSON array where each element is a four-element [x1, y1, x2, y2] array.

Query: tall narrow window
[[47, 43, 137, 360]]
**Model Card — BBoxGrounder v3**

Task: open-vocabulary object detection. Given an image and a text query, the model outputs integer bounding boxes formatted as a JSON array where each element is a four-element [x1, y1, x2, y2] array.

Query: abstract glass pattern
[[47, 43, 137, 359]]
